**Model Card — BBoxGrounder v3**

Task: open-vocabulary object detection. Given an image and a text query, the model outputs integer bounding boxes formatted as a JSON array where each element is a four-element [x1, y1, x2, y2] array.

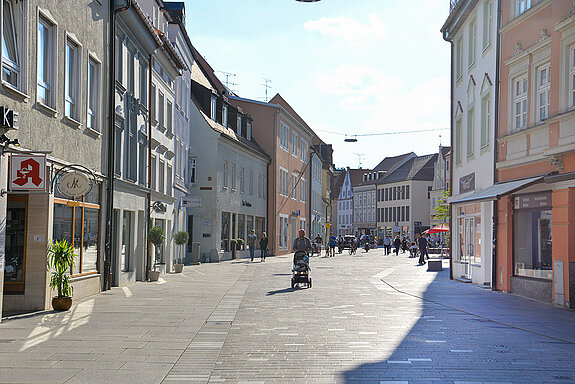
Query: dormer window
[[222, 104, 228, 127], [210, 95, 216, 120], [237, 115, 242, 136], [247, 120, 252, 141]]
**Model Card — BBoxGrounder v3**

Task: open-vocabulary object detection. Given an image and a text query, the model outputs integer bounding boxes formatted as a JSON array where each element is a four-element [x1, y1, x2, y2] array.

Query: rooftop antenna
[[217, 71, 238, 91], [353, 153, 365, 168], [262, 78, 272, 102]]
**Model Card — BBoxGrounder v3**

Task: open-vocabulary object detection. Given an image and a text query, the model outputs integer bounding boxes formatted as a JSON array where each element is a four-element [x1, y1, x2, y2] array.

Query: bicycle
[[349, 243, 357, 255]]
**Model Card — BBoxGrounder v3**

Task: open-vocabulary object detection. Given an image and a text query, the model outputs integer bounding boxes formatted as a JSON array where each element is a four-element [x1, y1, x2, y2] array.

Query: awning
[[448, 176, 544, 204]]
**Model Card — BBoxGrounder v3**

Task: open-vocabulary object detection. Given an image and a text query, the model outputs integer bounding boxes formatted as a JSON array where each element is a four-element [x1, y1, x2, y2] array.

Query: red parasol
[[425, 224, 450, 234]]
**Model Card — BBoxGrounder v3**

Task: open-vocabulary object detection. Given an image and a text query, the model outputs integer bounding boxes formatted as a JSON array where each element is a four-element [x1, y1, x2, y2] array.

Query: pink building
[[229, 94, 315, 255]]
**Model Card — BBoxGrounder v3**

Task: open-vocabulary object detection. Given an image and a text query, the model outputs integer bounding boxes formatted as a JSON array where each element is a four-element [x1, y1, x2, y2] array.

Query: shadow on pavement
[[266, 287, 296, 296], [342, 262, 575, 384]]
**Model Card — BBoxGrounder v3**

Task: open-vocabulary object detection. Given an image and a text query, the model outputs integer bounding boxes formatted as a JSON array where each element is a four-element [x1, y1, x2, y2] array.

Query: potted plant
[[48, 239, 77, 311], [148, 226, 165, 281], [173, 231, 189, 273], [236, 238, 244, 251]]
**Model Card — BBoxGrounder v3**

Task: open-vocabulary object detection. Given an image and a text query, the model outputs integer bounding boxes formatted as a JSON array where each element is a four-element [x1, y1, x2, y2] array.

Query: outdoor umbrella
[[426, 224, 450, 234]]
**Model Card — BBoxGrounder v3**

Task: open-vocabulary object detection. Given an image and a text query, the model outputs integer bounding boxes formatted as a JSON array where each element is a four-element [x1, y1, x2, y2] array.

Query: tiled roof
[[373, 152, 415, 172], [378, 154, 438, 185]]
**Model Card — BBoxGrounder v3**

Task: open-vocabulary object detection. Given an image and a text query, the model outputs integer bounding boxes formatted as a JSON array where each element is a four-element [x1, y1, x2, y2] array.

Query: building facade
[[442, 0, 498, 286], [229, 94, 314, 256], [376, 154, 437, 240], [189, 48, 269, 262], [495, 0, 575, 307], [335, 169, 362, 236], [0, 0, 110, 316]]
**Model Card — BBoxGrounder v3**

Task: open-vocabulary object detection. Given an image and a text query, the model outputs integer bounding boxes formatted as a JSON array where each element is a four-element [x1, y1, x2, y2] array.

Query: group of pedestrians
[[247, 230, 268, 262], [381, 233, 430, 265]]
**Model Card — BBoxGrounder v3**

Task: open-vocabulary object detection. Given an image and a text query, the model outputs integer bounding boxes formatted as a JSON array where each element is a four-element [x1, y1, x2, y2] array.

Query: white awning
[[448, 176, 544, 204]]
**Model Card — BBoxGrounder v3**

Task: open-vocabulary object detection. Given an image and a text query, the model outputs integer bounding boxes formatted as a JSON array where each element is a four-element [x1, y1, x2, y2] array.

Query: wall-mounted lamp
[[0, 134, 19, 146]]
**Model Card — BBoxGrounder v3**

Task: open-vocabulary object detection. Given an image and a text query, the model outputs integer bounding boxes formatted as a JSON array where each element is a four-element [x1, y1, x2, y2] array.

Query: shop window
[[221, 212, 230, 252], [121, 211, 132, 271], [53, 184, 101, 276], [513, 203, 552, 280]]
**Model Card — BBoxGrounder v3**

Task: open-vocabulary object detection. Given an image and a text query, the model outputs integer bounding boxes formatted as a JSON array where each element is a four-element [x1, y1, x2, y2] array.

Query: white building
[[336, 169, 363, 236], [353, 173, 378, 237], [376, 154, 437, 239], [310, 152, 323, 238], [189, 48, 269, 262], [430, 146, 451, 228], [441, 0, 498, 286]]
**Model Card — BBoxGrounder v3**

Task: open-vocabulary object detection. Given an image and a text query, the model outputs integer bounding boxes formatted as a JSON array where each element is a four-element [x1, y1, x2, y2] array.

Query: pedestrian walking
[[247, 230, 257, 262], [393, 235, 401, 256], [417, 234, 429, 265], [329, 234, 337, 257], [259, 232, 268, 262], [401, 237, 408, 254], [383, 235, 391, 255]]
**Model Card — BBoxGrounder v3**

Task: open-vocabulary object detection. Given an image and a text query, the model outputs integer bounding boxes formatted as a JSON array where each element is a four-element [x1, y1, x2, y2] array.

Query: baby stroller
[[291, 251, 312, 288]]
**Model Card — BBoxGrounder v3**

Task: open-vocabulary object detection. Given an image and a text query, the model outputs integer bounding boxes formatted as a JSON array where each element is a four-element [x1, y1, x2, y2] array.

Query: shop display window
[[513, 209, 552, 280]]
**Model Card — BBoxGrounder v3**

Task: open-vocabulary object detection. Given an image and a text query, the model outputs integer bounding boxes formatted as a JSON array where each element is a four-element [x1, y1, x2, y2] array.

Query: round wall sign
[[58, 172, 92, 198]]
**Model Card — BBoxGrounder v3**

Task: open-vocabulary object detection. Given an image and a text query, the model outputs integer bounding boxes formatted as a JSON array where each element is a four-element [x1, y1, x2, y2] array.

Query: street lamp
[[296, 0, 321, 2]]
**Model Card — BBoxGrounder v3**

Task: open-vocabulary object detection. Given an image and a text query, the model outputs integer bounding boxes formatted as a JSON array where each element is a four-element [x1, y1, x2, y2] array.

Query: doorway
[[291, 217, 297, 247], [463, 217, 475, 279], [4, 196, 28, 295]]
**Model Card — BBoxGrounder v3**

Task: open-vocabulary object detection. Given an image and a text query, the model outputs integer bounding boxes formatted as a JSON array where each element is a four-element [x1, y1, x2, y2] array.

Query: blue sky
[[183, 0, 451, 169]]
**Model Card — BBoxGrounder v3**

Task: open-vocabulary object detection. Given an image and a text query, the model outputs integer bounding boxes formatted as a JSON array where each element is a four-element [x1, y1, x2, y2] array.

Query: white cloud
[[304, 14, 385, 43]]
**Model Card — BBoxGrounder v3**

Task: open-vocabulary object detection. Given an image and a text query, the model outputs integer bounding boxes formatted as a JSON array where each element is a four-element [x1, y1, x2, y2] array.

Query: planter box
[[427, 260, 443, 272], [174, 264, 184, 273], [149, 271, 160, 281]]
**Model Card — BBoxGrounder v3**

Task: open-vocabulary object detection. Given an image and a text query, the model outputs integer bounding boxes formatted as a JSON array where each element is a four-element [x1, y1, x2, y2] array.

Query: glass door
[[4, 196, 27, 294], [463, 217, 475, 279]]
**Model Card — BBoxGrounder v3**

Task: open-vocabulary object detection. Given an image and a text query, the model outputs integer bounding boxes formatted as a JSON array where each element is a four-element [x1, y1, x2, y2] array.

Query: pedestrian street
[[1, 249, 575, 384]]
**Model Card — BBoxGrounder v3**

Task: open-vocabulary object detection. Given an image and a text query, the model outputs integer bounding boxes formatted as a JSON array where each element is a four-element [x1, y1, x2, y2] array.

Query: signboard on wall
[[9, 155, 46, 191], [182, 197, 201, 208], [514, 192, 552, 210], [459, 172, 475, 194]]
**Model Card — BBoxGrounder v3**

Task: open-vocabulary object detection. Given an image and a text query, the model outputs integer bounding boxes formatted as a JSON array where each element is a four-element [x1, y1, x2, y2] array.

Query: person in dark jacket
[[401, 237, 408, 253], [259, 232, 268, 262], [417, 234, 429, 265], [393, 235, 401, 255]]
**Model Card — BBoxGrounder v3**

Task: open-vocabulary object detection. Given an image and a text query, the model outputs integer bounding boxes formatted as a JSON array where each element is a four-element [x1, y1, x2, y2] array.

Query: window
[[468, 20, 477, 67], [516, 0, 532, 16], [127, 111, 137, 181], [300, 138, 308, 161], [240, 167, 245, 193], [158, 91, 165, 129], [223, 160, 228, 189], [467, 109, 474, 157], [247, 120, 252, 140], [456, 118, 462, 163], [115, 123, 122, 176], [481, 95, 491, 147], [231, 163, 236, 190], [291, 173, 298, 199], [65, 38, 80, 119], [300, 178, 307, 202], [150, 84, 156, 122], [537, 65, 550, 121], [87, 58, 100, 131], [121, 211, 132, 272], [158, 159, 165, 194], [139, 62, 147, 107], [222, 103, 228, 127], [151, 155, 156, 190], [401, 206, 405, 222], [221, 212, 230, 252], [279, 168, 289, 196], [37, 16, 55, 106], [406, 185, 410, 199], [279, 215, 289, 249], [249, 170, 253, 195], [167, 164, 172, 195], [53, 186, 101, 276], [401, 186, 405, 199], [115, 34, 122, 83], [456, 38, 463, 80], [406, 206, 410, 221], [483, 1, 493, 50], [292, 131, 298, 156], [167, 101, 173, 134], [190, 157, 197, 184], [237, 115, 242, 136], [138, 142, 146, 185], [513, 75, 528, 129], [2, 0, 21, 88], [280, 122, 289, 150], [211, 95, 217, 120]]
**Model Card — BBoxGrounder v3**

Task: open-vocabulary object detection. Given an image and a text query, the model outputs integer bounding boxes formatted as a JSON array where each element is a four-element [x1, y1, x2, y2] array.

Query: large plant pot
[[174, 263, 184, 273], [52, 296, 72, 311], [149, 270, 160, 281]]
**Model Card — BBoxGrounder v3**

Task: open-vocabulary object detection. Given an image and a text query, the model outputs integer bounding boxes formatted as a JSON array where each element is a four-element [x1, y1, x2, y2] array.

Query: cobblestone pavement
[[1, 249, 575, 383]]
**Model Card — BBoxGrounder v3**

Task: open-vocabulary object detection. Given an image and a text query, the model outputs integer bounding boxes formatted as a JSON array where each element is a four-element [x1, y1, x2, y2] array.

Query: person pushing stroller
[[291, 229, 313, 288]]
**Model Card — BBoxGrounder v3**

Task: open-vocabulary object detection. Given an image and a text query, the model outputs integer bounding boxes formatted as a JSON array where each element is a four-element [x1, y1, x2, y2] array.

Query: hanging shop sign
[[459, 172, 475, 194], [58, 172, 92, 199], [9, 154, 47, 191]]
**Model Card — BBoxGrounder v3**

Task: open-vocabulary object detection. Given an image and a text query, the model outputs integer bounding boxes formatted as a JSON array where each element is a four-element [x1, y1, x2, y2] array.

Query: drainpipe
[[146, 55, 153, 280], [104, 0, 131, 291], [492, 0, 502, 291], [442, 26, 454, 281]]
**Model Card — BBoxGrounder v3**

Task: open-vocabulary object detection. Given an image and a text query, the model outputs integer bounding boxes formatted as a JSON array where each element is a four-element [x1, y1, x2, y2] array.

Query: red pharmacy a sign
[[10, 155, 47, 191]]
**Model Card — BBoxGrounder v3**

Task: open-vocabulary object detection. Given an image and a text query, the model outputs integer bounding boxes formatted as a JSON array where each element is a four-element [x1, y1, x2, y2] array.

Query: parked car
[[343, 235, 357, 249]]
